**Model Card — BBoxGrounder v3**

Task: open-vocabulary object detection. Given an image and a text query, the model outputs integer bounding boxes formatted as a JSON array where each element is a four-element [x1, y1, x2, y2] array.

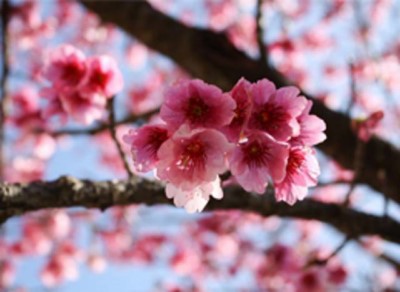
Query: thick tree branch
[[80, 1, 400, 205], [0, 177, 400, 245]]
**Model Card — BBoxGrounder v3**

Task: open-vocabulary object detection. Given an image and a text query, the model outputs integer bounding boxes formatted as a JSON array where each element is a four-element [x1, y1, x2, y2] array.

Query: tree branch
[[1, 177, 400, 245], [49, 109, 158, 137], [80, 1, 400, 206], [106, 98, 133, 178]]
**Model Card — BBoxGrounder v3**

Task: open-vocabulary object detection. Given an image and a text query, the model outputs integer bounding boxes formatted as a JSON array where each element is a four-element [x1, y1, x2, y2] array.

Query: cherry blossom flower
[[327, 261, 348, 285], [123, 124, 170, 173], [31, 134, 56, 160], [11, 87, 40, 114], [5, 157, 45, 183], [86, 253, 107, 273], [352, 110, 384, 142], [10, 87, 45, 130], [291, 99, 327, 146], [274, 147, 320, 205], [222, 78, 252, 143], [42, 44, 87, 91], [41, 254, 78, 287], [166, 177, 223, 213], [42, 210, 71, 240], [40, 46, 123, 125], [80, 55, 124, 99], [247, 79, 307, 141], [229, 132, 289, 194], [157, 127, 232, 190], [160, 79, 236, 131], [297, 268, 324, 292], [0, 260, 15, 290], [60, 90, 107, 125]]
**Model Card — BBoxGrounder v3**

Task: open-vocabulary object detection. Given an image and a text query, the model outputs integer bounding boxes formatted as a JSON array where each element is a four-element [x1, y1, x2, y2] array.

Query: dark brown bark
[[1, 176, 400, 245]]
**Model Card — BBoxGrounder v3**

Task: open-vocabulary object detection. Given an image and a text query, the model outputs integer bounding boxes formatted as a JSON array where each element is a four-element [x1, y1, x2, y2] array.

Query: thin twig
[[49, 109, 158, 137], [346, 63, 357, 115], [379, 253, 400, 271], [343, 139, 364, 206], [107, 97, 134, 178], [256, 0, 267, 64], [306, 236, 351, 267], [316, 179, 353, 188], [357, 238, 400, 271], [0, 0, 9, 181]]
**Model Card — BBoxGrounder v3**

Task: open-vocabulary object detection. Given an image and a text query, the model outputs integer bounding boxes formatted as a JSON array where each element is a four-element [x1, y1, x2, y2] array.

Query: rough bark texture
[[80, 1, 400, 206], [1, 176, 400, 245]]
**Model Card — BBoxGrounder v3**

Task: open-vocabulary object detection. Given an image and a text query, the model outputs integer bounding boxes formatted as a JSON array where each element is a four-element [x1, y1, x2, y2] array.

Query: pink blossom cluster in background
[[124, 78, 326, 212], [40, 44, 123, 125]]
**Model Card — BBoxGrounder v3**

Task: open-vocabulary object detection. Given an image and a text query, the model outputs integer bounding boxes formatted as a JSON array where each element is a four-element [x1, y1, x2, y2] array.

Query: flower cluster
[[40, 44, 123, 124], [124, 78, 326, 212]]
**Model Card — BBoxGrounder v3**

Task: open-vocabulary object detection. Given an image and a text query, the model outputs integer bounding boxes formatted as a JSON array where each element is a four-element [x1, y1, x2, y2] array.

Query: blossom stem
[[47, 109, 158, 137], [107, 97, 134, 178]]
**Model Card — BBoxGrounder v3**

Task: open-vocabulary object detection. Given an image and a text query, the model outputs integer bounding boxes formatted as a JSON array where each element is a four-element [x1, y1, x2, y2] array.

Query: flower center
[[243, 140, 268, 167], [260, 111, 270, 123], [287, 150, 305, 173], [178, 141, 205, 169], [90, 70, 108, 89], [62, 62, 85, 85], [187, 97, 209, 123]]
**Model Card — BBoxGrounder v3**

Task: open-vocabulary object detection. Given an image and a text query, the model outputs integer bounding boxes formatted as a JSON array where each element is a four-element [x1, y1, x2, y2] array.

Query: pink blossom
[[263, 244, 300, 276], [80, 55, 124, 98], [214, 234, 239, 257], [222, 78, 252, 143], [42, 44, 87, 90], [157, 127, 232, 190], [160, 79, 236, 131], [40, 87, 68, 123], [166, 177, 223, 213], [291, 100, 327, 146], [41, 254, 78, 287], [32, 133, 56, 159], [13, 220, 52, 256], [101, 228, 133, 257], [126, 70, 165, 115], [5, 157, 45, 183], [10, 87, 44, 130], [0, 260, 15, 289], [58, 90, 106, 125], [11, 87, 40, 114], [297, 269, 324, 292], [170, 248, 201, 276], [57, 241, 82, 260], [227, 15, 258, 57], [229, 132, 289, 194], [247, 79, 307, 141], [352, 110, 384, 142], [327, 262, 347, 285], [86, 253, 107, 273], [123, 125, 170, 172], [126, 42, 149, 69], [42, 210, 71, 240], [274, 147, 320, 205], [206, 0, 237, 31]]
